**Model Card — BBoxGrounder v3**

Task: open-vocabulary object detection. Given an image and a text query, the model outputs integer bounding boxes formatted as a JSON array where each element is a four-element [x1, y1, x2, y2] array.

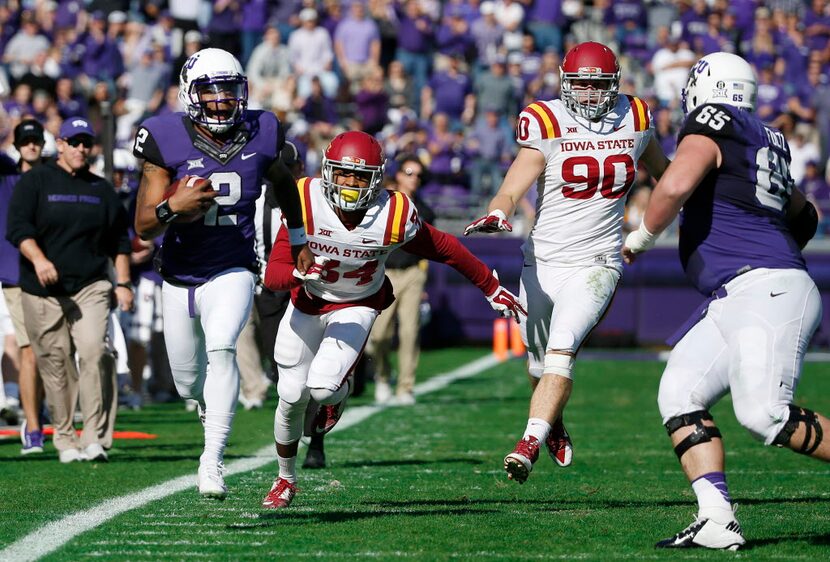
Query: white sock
[[691, 473, 734, 523], [523, 418, 552, 442], [202, 410, 234, 464], [278, 454, 297, 483]]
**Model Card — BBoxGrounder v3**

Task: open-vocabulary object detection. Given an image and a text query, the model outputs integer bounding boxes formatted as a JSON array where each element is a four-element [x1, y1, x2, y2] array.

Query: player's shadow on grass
[[743, 533, 830, 549], [244, 506, 500, 526], [336, 457, 485, 469]]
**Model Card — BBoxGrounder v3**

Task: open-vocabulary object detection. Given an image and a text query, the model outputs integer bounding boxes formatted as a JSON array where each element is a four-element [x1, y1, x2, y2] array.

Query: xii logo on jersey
[[187, 158, 204, 170], [318, 228, 332, 237], [567, 127, 578, 134]]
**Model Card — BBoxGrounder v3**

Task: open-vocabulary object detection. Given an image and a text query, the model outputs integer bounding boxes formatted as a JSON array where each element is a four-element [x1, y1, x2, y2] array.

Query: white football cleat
[[656, 515, 745, 550], [374, 380, 393, 404], [197, 460, 227, 499]]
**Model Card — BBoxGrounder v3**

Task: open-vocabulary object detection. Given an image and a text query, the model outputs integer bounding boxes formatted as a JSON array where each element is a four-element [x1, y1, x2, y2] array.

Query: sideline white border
[[1, 354, 500, 562]]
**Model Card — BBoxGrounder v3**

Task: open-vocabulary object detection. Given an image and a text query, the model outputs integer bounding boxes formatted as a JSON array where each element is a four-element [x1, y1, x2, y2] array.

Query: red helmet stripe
[[298, 177, 314, 235], [383, 191, 400, 245]]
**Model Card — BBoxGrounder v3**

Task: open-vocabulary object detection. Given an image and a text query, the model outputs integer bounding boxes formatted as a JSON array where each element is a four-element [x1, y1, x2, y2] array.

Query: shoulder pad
[[625, 95, 652, 132], [680, 104, 738, 141], [519, 101, 563, 144]]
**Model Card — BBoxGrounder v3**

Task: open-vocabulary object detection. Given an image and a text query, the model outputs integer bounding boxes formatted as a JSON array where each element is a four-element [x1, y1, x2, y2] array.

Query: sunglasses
[[65, 136, 94, 149], [403, 167, 423, 179]]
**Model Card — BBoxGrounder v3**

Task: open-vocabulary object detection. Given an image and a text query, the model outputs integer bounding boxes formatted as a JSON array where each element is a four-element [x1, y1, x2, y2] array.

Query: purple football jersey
[[133, 110, 284, 285], [677, 103, 805, 295]]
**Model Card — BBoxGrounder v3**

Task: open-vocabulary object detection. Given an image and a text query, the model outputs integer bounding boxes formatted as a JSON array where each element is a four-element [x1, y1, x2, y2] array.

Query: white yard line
[[1, 353, 501, 562]]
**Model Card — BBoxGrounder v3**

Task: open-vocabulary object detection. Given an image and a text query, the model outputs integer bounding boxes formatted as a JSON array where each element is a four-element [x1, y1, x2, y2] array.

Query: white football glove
[[293, 255, 332, 282], [485, 270, 527, 320], [464, 209, 513, 236]]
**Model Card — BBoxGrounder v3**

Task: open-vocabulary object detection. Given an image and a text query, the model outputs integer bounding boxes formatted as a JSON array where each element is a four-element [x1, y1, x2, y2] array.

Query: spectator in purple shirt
[[208, 0, 241, 58], [468, 109, 511, 197], [82, 11, 124, 83], [435, 7, 475, 69], [678, 0, 709, 47], [756, 64, 787, 124], [353, 67, 389, 135], [421, 55, 475, 126], [55, 77, 87, 119], [525, 0, 566, 55], [301, 76, 339, 128], [604, 0, 648, 53], [471, 1, 503, 71], [239, 0, 269, 66], [395, 0, 434, 102], [804, 0, 830, 52], [692, 11, 732, 56], [427, 111, 468, 188], [4, 84, 34, 121], [334, 1, 381, 87]]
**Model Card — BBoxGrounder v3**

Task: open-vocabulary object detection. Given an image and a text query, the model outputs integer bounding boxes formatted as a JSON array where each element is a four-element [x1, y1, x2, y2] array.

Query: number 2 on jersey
[[202, 171, 242, 226], [561, 154, 635, 200]]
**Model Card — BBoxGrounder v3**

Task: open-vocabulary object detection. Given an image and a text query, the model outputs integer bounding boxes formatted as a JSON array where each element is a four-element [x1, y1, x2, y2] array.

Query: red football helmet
[[321, 131, 385, 211], [559, 42, 620, 120]]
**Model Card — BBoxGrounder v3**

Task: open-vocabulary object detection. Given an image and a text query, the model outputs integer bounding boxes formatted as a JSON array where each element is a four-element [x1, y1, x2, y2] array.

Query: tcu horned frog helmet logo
[[559, 41, 621, 120], [681, 52, 757, 115], [178, 48, 248, 134], [321, 131, 385, 212]]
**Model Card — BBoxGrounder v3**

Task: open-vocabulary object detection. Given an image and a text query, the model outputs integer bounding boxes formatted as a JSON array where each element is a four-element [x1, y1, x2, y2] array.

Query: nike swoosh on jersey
[[361, 238, 376, 244], [241, 152, 256, 160], [770, 291, 786, 297]]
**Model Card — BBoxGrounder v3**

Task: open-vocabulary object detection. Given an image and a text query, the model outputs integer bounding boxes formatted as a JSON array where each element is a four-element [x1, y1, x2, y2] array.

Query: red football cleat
[[503, 436, 541, 484], [546, 418, 573, 467], [261, 478, 297, 509], [312, 380, 351, 435]]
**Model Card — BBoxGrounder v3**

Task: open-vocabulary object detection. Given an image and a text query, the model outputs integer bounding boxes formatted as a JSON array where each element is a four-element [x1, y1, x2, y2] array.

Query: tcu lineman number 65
[[561, 154, 635, 200]]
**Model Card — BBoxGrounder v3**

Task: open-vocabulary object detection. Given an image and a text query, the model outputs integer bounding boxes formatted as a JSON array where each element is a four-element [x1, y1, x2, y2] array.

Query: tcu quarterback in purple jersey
[[624, 52, 829, 550], [133, 48, 312, 499]]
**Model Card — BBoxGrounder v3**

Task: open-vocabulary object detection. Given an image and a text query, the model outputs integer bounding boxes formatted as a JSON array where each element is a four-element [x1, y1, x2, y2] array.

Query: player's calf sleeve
[[664, 410, 722, 459], [772, 405, 824, 455], [275, 397, 307, 445], [203, 349, 240, 413]]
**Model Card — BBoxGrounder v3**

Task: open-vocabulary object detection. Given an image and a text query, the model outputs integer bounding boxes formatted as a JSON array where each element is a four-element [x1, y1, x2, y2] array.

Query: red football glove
[[464, 209, 513, 236], [485, 270, 527, 320]]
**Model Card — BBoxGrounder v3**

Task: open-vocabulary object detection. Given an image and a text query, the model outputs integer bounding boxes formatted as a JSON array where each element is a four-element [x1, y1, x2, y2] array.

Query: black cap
[[14, 119, 44, 147], [280, 141, 301, 166]]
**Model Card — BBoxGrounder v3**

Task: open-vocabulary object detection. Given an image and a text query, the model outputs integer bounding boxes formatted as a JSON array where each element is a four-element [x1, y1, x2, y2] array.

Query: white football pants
[[273, 302, 377, 445], [658, 268, 821, 445], [520, 262, 620, 378]]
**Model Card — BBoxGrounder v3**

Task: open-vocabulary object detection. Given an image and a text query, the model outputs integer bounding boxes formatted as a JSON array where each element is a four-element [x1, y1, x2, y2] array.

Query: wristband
[[116, 282, 133, 290], [625, 222, 658, 253], [155, 200, 179, 224], [288, 227, 307, 246]]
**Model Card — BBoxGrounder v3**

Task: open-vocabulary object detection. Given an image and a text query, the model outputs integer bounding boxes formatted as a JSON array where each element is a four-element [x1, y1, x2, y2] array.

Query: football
[[164, 175, 212, 223]]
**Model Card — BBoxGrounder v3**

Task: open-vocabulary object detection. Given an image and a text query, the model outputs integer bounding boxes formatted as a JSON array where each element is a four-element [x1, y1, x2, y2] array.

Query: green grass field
[[1, 348, 829, 561]]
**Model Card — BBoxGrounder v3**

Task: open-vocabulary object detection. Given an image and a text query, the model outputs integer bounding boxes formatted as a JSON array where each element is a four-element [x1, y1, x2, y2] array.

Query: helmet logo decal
[[712, 80, 728, 98], [341, 156, 366, 165], [577, 66, 601, 75]]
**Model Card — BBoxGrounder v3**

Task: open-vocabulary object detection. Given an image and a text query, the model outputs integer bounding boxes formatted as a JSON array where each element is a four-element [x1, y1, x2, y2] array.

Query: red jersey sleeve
[[264, 225, 304, 292], [401, 222, 499, 295]]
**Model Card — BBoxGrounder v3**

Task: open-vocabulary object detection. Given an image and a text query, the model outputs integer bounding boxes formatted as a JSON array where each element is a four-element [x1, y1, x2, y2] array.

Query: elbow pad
[[789, 201, 818, 250]]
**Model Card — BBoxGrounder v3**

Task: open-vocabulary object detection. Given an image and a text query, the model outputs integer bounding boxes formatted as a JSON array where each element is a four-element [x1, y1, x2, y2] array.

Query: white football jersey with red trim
[[293, 177, 420, 302], [517, 95, 654, 270]]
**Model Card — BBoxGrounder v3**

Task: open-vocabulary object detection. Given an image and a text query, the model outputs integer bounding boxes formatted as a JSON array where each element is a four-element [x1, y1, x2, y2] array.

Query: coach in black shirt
[[6, 117, 133, 464]]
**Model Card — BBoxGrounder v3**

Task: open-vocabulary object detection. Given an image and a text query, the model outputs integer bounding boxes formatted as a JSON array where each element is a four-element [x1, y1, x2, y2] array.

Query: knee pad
[[665, 410, 722, 459], [309, 383, 348, 405], [275, 397, 308, 445], [543, 352, 575, 379], [772, 404, 823, 455], [277, 374, 308, 404], [549, 330, 576, 353]]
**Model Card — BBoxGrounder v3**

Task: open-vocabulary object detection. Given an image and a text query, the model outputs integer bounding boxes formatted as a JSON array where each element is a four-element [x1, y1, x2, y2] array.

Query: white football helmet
[[178, 48, 248, 134], [681, 52, 757, 115]]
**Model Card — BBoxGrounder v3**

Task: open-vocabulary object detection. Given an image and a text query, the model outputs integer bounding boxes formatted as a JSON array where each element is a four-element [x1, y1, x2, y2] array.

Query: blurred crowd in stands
[[1, 0, 830, 424], [0, 0, 828, 235]]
